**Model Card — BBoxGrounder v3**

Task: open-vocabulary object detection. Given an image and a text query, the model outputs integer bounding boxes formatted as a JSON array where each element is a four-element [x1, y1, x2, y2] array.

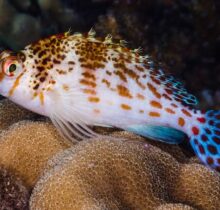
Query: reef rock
[[0, 121, 71, 189], [0, 99, 37, 131], [0, 166, 29, 210], [30, 138, 220, 210]]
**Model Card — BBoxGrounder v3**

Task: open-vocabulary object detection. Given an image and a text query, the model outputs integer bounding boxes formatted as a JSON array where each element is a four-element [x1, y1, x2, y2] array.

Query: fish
[[0, 30, 219, 172]]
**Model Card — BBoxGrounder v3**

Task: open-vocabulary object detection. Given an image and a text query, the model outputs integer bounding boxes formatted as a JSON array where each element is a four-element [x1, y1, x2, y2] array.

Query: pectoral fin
[[125, 125, 186, 144]]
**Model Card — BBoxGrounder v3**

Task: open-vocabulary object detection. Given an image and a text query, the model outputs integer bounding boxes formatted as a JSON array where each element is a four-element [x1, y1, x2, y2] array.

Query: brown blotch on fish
[[149, 112, 160, 117], [68, 61, 75, 65], [182, 109, 192, 117], [18, 52, 26, 62], [117, 85, 133, 99], [37, 66, 45, 72], [62, 84, 69, 91], [102, 79, 111, 88], [82, 72, 96, 81], [88, 97, 100, 103], [150, 101, 162, 109], [39, 92, 44, 105], [171, 103, 178, 108], [121, 104, 132, 110], [136, 93, 145, 100], [106, 70, 112, 76], [165, 108, 175, 114], [0, 73, 5, 82], [80, 79, 96, 88], [162, 93, 172, 101], [114, 70, 127, 82], [53, 58, 61, 64], [9, 73, 25, 96], [178, 117, 185, 127], [147, 83, 161, 99], [33, 83, 40, 90], [83, 89, 96, 95], [39, 77, 46, 83]]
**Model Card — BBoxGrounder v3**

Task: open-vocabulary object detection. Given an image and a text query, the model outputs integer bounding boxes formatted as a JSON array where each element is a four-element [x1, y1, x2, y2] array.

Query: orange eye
[[2, 57, 21, 77]]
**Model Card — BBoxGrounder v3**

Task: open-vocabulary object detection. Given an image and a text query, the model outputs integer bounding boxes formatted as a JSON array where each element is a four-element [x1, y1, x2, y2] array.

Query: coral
[[0, 99, 37, 131], [30, 138, 220, 210], [0, 166, 29, 210], [111, 131, 191, 163], [173, 163, 220, 210], [0, 121, 71, 189], [30, 138, 180, 210], [156, 203, 197, 210]]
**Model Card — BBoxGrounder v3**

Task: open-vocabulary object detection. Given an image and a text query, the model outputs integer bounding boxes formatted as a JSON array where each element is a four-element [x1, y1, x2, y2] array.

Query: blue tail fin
[[190, 110, 220, 172]]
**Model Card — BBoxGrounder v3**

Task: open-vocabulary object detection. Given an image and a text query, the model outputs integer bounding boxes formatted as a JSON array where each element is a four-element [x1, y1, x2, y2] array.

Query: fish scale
[[0, 30, 219, 172]]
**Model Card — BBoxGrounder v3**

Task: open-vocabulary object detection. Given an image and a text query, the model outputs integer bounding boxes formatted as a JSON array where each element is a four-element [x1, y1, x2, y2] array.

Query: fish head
[[0, 47, 51, 116], [0, 50, 25, 97]]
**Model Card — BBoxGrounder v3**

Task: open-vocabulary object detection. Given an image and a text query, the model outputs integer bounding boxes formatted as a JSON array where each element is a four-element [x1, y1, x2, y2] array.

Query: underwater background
[[0, 0, 219, 209]]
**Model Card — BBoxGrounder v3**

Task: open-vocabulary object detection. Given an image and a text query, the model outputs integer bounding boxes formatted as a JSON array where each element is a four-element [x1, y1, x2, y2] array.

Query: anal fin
[[126, 125, 186, 144]]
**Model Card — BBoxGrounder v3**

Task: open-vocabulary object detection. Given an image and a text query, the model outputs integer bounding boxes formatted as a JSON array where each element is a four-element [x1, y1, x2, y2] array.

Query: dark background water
[[0, 0, 219, 108]]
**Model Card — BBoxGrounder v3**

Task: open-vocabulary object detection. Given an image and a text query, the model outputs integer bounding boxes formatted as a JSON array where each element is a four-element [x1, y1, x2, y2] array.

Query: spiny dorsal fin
[[148, 61, 198, 106]]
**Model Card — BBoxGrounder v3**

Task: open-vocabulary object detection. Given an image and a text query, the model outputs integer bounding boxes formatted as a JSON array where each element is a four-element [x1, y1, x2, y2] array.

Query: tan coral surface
[[0, 99, 37, 131], [30, 139, 180, 210], [0, 119, 71, 188], [155, 203, 197, 210], [30, 138, 220, 210]]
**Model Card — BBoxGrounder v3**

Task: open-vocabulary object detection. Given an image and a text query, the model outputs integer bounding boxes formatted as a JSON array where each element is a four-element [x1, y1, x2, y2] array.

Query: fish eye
[[9, 63, 17, 73], [2, 57, 21, 77]]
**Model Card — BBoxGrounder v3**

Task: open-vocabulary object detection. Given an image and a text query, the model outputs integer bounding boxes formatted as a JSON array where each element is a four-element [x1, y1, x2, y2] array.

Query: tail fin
[[190, 110, 220, 172]]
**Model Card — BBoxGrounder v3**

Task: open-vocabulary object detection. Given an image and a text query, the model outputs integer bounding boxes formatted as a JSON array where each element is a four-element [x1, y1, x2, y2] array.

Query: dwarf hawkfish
[[0, 30, 219, 172]]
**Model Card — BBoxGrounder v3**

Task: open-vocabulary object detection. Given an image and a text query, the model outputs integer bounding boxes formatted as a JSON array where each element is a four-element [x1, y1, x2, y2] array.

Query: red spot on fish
[[205, 128, 211, 134], [206, 157, 214, 165], [213, 137, 220, 144], [197, 117, 206, 123], [192, 127, 199, 135], [209, 120, 214, 126], [201, 135, 208, 142], [214, 130, 220, 136], [207, 145, 218, 155], [194, 138, 198, 145], [199, 145, 205, 154]]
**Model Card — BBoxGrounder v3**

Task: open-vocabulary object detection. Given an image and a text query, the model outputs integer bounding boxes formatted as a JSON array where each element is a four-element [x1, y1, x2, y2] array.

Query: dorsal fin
[[148, 61, 198, 106]]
